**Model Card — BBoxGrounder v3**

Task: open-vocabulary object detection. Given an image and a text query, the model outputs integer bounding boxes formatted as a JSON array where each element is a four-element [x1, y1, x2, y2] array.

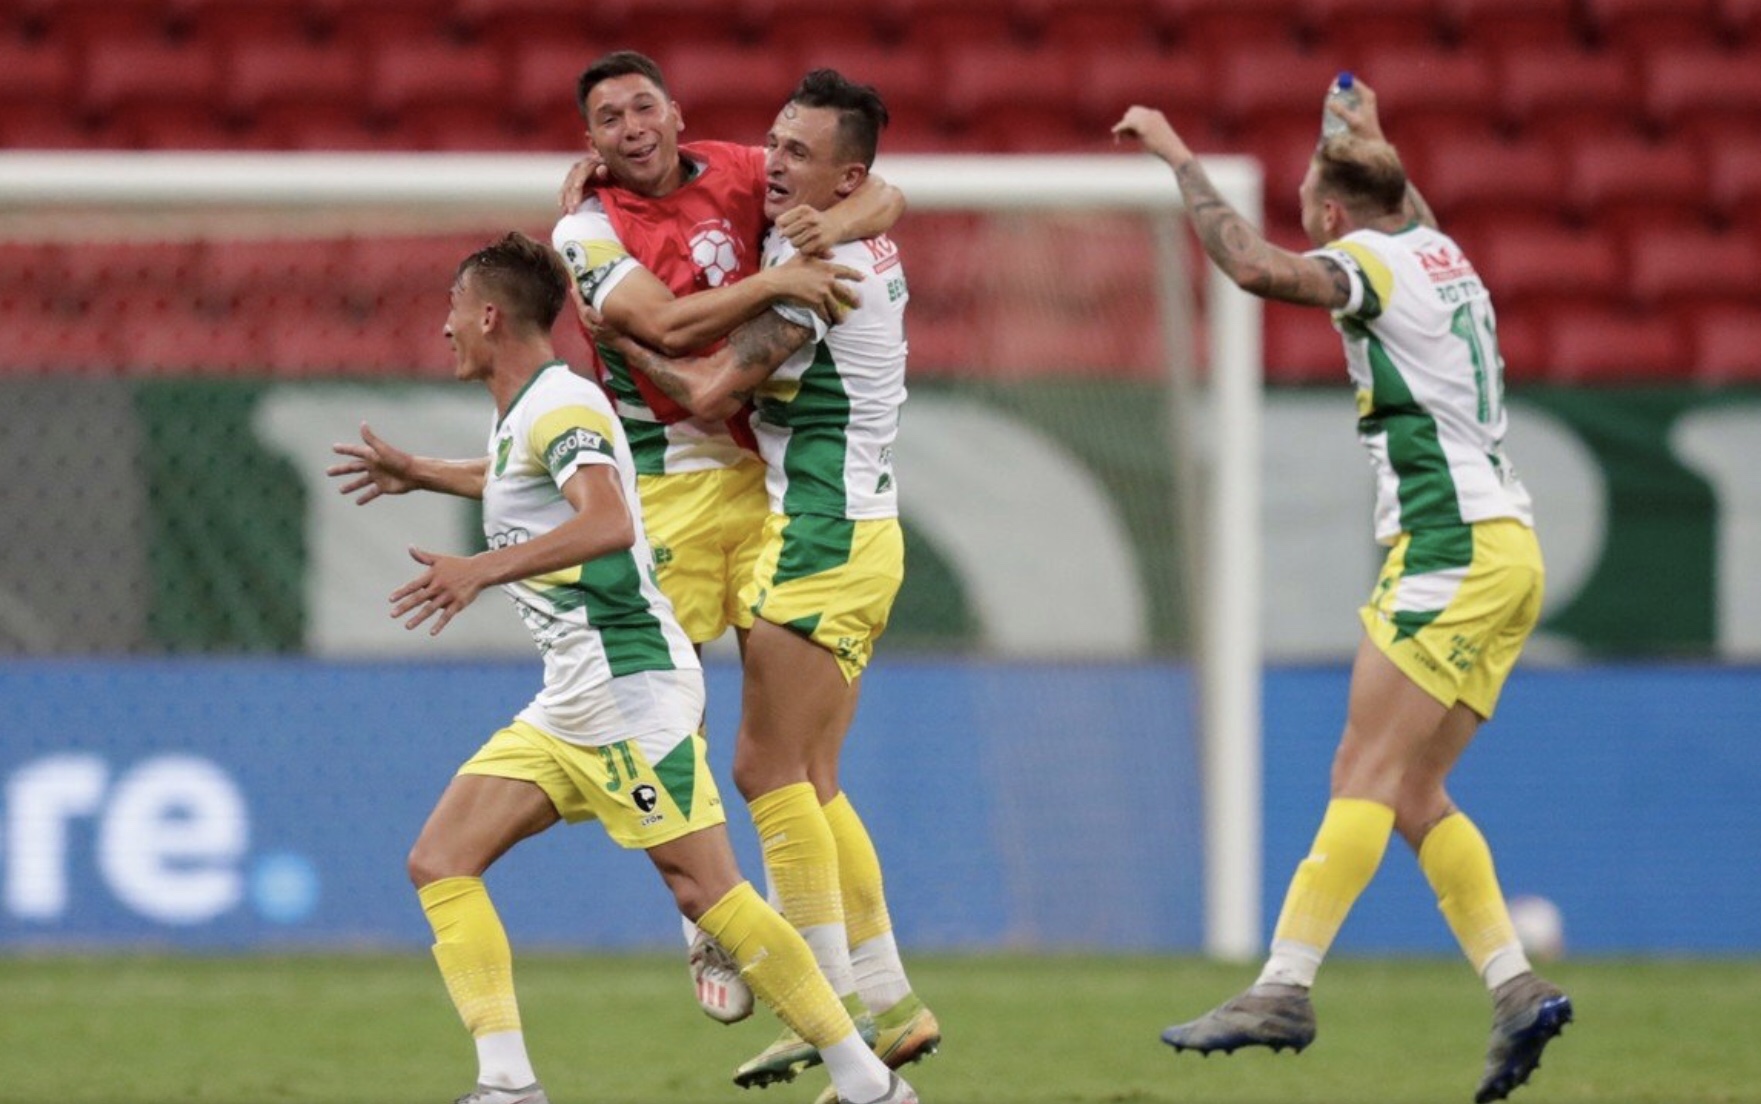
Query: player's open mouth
[[766, 183, 789, 200], [626, 143, 658, 165]]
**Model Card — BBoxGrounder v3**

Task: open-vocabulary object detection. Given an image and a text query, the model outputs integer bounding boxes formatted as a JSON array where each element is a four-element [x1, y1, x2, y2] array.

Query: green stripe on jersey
[[1403, 523, 1474, 576], [775, 514, 854, 585], [597, 346, 669, 475], [1363, 334, 1464, 531], [768, 340, 853, 516], [652, 736, 696, 820], [538, 551, 675, 676]]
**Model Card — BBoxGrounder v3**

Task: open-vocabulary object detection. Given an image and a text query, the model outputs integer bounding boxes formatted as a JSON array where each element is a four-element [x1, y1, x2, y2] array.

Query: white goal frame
[[0, 150, 1265, 960]]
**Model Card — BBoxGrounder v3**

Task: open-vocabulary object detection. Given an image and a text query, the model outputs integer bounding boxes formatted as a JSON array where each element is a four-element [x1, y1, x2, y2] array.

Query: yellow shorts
[[1359, 518, 1544, 719], [741, 512, 904, 682], [457, 720, 726, 850], [635, 459, 768, 644]]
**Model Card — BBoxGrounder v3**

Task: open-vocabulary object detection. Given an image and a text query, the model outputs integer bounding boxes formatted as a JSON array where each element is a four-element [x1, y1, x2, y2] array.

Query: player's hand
[[569, 284, 617, 343], [1112, 106, 1193, 166], [328, 422, 418, 504], [774, 205, 838, 258], [559, 151, 610, 213], [771, 254, 863, 322], [390, 546, 486, 636], [1327, 79, 1386, 142]]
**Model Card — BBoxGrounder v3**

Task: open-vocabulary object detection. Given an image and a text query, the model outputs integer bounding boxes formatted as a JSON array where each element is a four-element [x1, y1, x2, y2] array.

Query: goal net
[[0, 151, 1263, 957]]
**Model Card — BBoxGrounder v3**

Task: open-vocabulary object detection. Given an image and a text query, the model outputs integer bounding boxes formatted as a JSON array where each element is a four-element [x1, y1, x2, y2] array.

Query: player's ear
[[836, 164, 868, 200], [671, 100, 685, 134]]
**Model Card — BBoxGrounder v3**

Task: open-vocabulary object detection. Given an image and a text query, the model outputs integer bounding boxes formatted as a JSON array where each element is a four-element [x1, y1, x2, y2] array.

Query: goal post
[[0, 150, 1263, 960]]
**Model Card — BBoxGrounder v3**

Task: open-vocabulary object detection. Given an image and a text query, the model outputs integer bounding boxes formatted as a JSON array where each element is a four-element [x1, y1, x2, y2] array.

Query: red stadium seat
[[1029, 0, 1166, 53], [940, 42, 1080, 149], [1582, 0, 1723, 49], [1723, 0, 1761, 41], [0, 298, 125, 373], [1161, 0, 1307, 54], [175, 0, 322, 51], [1415, 136, 1570, 231], [309, 0, 455, 45], [1263, 300, 1342, 384], [1568, 136, 1711, 236], [1214, 45, 1352, 139], [1473, 226, 1625, 310], [1358, 46, 1501, 143], [1302, 0, 1447, 52], [1643, 49, 1761, 146], [1498, 46, 1641, 143], [1709, 139, 1761, 234], [27, 0, 173, 42], [1548, 307, 1690, 381], [0, 39, 74, 111], [893, 0, 1031, 53], [1692, 306, 1761, 382], [738, 0, 896, 55], [80, 37, 222, 123], [660, 42, 801, 144], [1233, 116, 1326, 230], [1441, 0, 1581, 50], [1072, 46, 1215, 136], [1626, 227, 1761, 309], [225, 41, 362, 120], [369, 39, 507, 135], [1485, 304, 1547, 382], [507, 42, 598, 127]]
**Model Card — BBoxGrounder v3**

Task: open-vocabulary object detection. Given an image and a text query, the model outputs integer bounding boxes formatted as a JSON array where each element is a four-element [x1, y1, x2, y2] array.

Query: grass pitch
[[2, 952, 1756, 1103]]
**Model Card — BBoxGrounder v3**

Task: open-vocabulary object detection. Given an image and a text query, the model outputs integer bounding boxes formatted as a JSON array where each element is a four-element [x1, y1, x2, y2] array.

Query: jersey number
[[1450, 301, 1504, 425]]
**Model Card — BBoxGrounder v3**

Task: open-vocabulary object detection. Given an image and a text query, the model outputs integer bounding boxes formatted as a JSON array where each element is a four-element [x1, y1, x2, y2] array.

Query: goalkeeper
[[1114, 81, 1571, 1104]]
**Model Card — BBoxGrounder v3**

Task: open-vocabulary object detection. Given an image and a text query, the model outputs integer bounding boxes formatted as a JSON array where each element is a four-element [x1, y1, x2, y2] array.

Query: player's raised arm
[[774, 171, 905, 256], [1113, 106, 1352, 310]]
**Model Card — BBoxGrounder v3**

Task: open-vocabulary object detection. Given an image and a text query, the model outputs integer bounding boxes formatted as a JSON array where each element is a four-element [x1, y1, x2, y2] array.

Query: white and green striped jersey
[[1308, 224, 1533, 544], [486, 361, 702, 747], [759, 230, 907, 519]]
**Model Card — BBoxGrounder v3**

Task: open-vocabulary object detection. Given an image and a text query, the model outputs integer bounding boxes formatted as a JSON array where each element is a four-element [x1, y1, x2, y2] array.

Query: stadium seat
[[0, 104, 120, 150], [309, 0, 456, 46], [1567, 136, 1711, 236], [1214, 45, 1352, 139], [1414, 136, 1570, 232], [1485, 303, 1547, 382], [80, 37, 222, 129], [1072, 45, 1214, 136], [1723, 0, 1761, 41], [507, 41, 598, 128], [1162, 0, 1308, 54], [1441, 0, 1581, 49], [1625, 227, 1761, 309], [940, 42, 1080, 149], [1029, 0, 1166, 54], [1302, 0, 1447, 52], [1472, 226, 1625, 311], [794, 42, 935, 121], [224, 40, 362, 122], [455, 0, 624, 52], [0, 39, 74, 113], [1233, 116, 1327, 229], [1581, 0, 1723, 49], [1643, 48, 1761, 146], [26, 0, 173, 42], [738, 0, 897, 55], [1263, 300, 1343, 384], [1358, 46, 1502, 143], [0, 297, 125, 373], [660, 42, 801, 144], [1709, 139, 1761, 235], [339, 234, 499, 304], [893, 0, 1032, 52], [1548, 307, 1690, 381], [368, 39, 507, 134], [175, 0, 322, 51], [1692, 306, 1761, 383], [1498, 46, 1642, 143]]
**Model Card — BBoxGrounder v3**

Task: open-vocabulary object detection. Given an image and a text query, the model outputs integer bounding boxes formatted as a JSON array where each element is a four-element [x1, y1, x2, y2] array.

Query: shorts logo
[[652, 544, 674, 567], [632, 784, 659, 813]]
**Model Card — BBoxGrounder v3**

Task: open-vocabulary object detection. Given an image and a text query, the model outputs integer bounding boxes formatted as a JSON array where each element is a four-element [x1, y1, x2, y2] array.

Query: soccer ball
[[1508, 894, 1566, 961], [689, 220, 741, 288]]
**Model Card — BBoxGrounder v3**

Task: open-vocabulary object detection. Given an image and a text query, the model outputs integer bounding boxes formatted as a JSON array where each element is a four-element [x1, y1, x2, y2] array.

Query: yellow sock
[[823, 792, 915, 1016], [698, 881, 855, 1049], [418, 876, 523, 1038], [1260, 798, 1395, 988], [750, 783, 856, 997], [1418, 812, 1529, 988]]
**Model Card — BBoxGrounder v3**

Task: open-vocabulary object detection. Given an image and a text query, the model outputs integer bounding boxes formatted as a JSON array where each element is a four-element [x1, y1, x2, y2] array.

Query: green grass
[[2, 953, 1757, 1103]]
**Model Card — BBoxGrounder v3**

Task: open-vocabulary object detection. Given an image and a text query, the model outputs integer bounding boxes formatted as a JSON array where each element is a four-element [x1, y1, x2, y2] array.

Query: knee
[[407, 840, 470, 889], [1392, 788, 1453, 852]]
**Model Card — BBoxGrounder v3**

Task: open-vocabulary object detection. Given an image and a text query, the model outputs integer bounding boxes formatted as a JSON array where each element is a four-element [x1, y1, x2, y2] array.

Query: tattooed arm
[[607, 310, 816, 423], [1113, 105, 1351, 309]]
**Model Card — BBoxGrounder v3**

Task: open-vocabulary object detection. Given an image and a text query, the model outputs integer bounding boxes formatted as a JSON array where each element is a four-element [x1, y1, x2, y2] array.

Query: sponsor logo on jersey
[[1418, 243, 1476, 284], [543, 427, 607, 472]]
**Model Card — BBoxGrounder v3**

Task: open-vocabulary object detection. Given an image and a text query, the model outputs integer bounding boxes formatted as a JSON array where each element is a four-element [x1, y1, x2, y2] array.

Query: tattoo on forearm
[[729, 312, 812, 384], [617, 341, 695, 409], [1177, 160, 1351, 309]]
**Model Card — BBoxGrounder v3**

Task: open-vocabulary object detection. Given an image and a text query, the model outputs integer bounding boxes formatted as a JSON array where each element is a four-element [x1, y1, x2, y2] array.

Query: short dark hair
[[787, 69, 889, 167], [1312, 136, 1409, 218], [576, 50, 667, 119], [457, 232, 569, 333]]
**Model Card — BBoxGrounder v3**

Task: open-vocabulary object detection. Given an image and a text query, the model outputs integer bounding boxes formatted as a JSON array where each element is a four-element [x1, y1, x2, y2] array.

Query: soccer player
[[551, 50, 910, 1029], [578, 71, 935, 1103], [1112, 83, 1572, 1103], [325, 232, 918, 1104]]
